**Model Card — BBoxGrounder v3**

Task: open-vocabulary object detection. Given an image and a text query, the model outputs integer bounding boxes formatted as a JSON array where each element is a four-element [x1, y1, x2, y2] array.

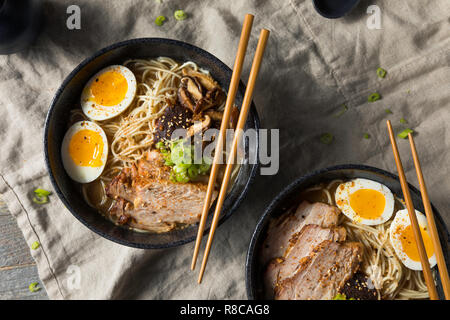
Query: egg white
[[390, 209, 437, 270], [61, 121, 108, 183], [81, 65, 137, 121], [335, 178, 394, 226]]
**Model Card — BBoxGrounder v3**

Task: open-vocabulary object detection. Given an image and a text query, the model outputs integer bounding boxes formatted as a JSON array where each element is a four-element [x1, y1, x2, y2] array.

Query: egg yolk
[[349, 189, 386, 220], [69, 129, 104, 167], [90, 70, 128, 106], [396, 224, 434, 261]]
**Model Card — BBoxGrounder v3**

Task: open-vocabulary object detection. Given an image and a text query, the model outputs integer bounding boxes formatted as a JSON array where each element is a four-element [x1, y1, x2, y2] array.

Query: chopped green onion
[[398, 128, 414, 139], [332, 293, 355, 300], [363, 133, 370, 139], [376, 67, 387, 78], [176, 171, 189, 183], [29, 282, 41, 293], [174, 10, 187, 21], [33, 188, 51, 204], [155, 15, 166, 26], [160, 138, 211, 183], [34, 188, 51, 197], [187, 166, 199, 179], [33, 195, 48, 205], [320, 133, 334, 145], [155, 141, 165, 149], [155, 0, 162, 3], [385, 109, 393, 114], [400, 118, 407, 124], [334, 104, 348, 118], [31, 241, 40, 250], [173, 164, 187, 174], [368, 93, 381, 102]]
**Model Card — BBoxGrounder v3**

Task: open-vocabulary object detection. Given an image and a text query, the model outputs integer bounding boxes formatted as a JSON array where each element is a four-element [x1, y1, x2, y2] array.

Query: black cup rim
[[245, 164, 450, 299], [312, 0, 361, 19], [44, 37, 260, 249]]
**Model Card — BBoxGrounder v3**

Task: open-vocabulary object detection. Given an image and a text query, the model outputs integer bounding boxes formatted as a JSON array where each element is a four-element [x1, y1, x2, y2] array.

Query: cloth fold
[[0, 0, 449, 299]]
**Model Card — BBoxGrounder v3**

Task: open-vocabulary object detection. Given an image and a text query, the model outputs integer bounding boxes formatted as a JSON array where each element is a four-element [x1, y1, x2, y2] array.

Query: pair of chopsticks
[[190, 14, 269, 283], [387, 120, 450, 300]]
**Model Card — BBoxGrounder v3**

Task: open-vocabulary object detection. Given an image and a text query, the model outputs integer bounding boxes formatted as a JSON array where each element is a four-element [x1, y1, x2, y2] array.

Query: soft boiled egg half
[[335, 178, 394, 225], [61, 121, 108, 183], [81, 65, 137, 121], [390, 209, 436, 270]]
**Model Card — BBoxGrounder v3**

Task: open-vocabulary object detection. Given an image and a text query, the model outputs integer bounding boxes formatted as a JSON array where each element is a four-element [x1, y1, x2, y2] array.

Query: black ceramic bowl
[[45, 38, 259, 249], [246, 164, 450, 299]]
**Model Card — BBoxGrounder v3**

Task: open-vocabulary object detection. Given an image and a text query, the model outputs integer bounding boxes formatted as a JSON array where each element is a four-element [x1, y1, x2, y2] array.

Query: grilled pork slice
[[261, 201, 341, 264], [274, 241, 363, 300], [106, 150, 216, 230], [263, 225, 347, 296]]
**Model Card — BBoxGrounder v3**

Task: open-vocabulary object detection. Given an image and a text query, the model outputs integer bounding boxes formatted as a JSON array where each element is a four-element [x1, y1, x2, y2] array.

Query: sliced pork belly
[[261, 201, 341, 264], [275, 241, 363, 300], [106, 150, 217, 231], [263, 225, 346, 296]]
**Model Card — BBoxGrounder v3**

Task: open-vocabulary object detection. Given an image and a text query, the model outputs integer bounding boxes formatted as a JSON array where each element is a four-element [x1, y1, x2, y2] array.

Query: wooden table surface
[[0, 197, 48, 300]]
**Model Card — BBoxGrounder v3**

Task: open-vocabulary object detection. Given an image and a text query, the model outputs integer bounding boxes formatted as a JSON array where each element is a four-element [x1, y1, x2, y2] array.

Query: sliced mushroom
[[178, 86, 196, 112], [204, 106, 239, 129], [181, 76, 203, 101], [186, 115, 211, 138], [204, 110, 223, 121], [178, 69, 226, 114], [205, 88, 226, 108], [182, 67, 218, 91]]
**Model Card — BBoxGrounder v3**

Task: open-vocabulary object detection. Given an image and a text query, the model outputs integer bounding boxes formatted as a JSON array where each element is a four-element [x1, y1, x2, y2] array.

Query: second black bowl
[[246, 164, 449, 299], [44, 38, 260, 249]]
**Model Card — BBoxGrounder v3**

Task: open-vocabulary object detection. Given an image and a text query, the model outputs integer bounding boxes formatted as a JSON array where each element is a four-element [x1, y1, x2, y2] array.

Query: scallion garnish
[[333, 293, 355, 300], [368, 93, 381, 102], [34, 188, 51, 197], [157, 139, 211, 183], [320, 133, 334, 145], [377, 67, 387, 78], [385, 109, 393, 114], [400, 118, 407, 124], [174, 10, 187, 21], [363, 133, 370, 139], [33, 188, 51, 205], [31, 241, 40, 250], [398, 128, 414, 139], [28, 282, 41, 293], [155, 15, 166, 26]]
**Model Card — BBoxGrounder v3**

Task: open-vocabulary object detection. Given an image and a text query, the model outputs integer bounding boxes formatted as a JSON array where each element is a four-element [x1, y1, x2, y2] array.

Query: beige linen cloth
[[0, 0, 449, 299]]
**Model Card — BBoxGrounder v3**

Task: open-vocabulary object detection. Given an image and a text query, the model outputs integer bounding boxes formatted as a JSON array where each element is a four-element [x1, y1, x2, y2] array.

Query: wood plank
[[0, 265, 48, 300], [0, 195, 49, 299], [0, 214, 35, 267]]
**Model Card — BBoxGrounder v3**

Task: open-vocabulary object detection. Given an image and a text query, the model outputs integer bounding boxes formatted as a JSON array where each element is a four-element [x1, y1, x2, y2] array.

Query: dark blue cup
[[0, 0, 43, 54]]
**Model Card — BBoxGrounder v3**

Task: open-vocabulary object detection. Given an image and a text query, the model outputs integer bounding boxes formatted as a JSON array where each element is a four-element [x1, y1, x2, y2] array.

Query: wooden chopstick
[[191, 14, 254, 271], [408, 133, 450, 300], [386, 120, 439, 300], [197, 29, 270, 283]]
